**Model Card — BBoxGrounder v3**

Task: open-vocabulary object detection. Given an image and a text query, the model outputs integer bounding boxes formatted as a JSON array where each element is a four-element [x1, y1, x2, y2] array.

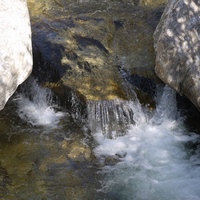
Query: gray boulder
[[0, 0, 32, 110], [154, 0, 200, 110]]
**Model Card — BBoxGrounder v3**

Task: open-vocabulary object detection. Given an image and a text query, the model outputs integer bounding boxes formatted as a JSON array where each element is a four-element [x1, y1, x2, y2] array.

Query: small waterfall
[[87, 98, 148, 138], [15, 77, 65, 127], [92, 85, 200, 200], [152, 85, 178, 124], [10, 76, 200, 199]]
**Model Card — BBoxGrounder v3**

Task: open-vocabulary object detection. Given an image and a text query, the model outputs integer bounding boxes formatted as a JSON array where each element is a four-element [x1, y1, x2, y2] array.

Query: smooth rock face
[[0, 0, 32, 110], [154, 0, 200, 110]]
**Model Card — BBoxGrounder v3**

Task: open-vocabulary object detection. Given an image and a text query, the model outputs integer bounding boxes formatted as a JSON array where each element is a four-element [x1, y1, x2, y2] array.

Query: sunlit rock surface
[[27, 0, 165, 102], [154, 0, 200, 110], [0, 0, 32, 110], [140, 0, 167, 8]]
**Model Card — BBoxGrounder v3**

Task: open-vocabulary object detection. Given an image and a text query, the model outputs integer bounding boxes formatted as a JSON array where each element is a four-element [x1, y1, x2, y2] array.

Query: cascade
[[92, 85, 200, 200], [1, 78, 200, 199], [87, 99, 136, 138]]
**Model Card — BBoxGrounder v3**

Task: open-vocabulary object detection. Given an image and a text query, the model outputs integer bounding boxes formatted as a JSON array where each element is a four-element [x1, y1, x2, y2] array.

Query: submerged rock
[[0, 125, 99, 199], [27, 0, 163, 105], [0, 0, 32, 110], [154, 0, 200, 111]]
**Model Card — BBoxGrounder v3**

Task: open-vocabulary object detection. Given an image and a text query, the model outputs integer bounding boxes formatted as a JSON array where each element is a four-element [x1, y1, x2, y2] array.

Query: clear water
[[1, 79, 200, 199]]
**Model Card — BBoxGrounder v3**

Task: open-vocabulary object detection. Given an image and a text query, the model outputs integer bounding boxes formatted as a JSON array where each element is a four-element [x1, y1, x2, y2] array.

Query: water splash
[[15, 78, 65, 127], [87, 97, 148, 138], [152, 85, 178, 124], [92, 85, 200, 200]]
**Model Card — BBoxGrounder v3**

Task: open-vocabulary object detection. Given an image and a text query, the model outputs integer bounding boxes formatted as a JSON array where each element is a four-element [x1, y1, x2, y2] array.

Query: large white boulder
[[0, 0, 32, 110]]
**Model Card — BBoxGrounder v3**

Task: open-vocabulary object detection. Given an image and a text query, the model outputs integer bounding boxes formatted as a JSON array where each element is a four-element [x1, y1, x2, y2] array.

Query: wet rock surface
[[154, 0, 200, 111], [27, 0, 165, 104]]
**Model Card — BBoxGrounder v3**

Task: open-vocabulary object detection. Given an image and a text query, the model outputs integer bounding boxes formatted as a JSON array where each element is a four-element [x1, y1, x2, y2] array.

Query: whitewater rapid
[[92, 86, 200, 200], [14, 79, 200, 199], [15, 78, 65, 127]]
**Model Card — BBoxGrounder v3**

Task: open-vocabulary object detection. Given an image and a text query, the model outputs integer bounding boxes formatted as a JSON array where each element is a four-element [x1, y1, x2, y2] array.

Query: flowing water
[[0, 78, 101, 199], [0, 79, 200, 199], [16, 78, 65, 127], [92, 86, 200, 200]]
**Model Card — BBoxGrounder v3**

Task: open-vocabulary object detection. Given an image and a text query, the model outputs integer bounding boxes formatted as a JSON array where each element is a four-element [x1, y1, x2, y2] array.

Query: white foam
[[93, 86, 200, 199], [16, 78, 65, 127]]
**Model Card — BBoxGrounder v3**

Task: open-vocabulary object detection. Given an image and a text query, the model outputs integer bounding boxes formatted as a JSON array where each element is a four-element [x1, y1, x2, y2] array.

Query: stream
[[0, 78, 200, 199]]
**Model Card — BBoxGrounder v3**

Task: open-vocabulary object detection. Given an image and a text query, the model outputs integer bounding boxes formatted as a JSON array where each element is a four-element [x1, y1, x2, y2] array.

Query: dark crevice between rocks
[[177, 94, 200, 134], [117, 66, 157, 108], [128, 74, 156, 98], [32, 40, 69, 84], [145, 7, 165, 29]]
